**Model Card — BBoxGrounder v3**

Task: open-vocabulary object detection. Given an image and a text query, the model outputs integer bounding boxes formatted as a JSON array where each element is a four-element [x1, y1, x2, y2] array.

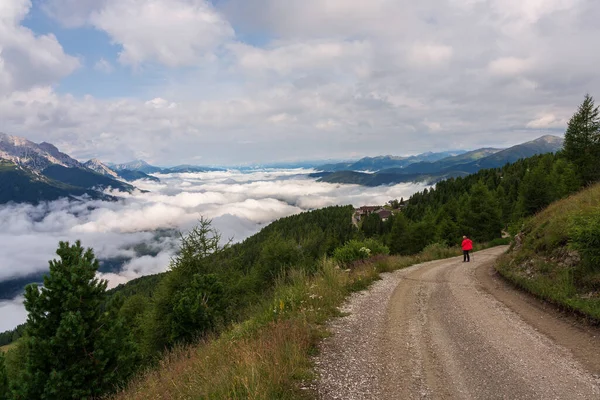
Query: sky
[[0, 0, 599, 165], [0, 169, 428, 331]]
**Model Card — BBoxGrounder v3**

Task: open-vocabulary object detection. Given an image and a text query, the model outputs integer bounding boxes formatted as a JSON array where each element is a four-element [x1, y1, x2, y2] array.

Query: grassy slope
[[496, 183, 600, 321], [1, 343, 15, 353], [111, 244, 474, 400]]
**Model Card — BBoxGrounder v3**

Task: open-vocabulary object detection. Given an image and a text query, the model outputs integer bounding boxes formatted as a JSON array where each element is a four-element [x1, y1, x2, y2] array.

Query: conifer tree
[[460, 182, 502, 242], [563, 94, 600, 183], [16, 241, 136, 399], [517, 163, 553, 217]]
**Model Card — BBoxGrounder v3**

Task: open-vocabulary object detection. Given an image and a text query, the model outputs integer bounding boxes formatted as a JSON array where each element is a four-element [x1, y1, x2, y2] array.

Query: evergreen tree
[[170, 274, 226, 343], [517, 164, 552, 217], [361, 213, 382, 237], [563, 94, 600, 183], [15, 241, 136, 399], [460, 182, 502, 242], [388, 212, 409, 254]]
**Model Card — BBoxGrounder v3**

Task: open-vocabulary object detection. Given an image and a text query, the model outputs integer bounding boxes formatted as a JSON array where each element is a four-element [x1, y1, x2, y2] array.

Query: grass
[[0, 343, 15, 353], [110, 245, 470, 400], [495, 183, 600, 322]]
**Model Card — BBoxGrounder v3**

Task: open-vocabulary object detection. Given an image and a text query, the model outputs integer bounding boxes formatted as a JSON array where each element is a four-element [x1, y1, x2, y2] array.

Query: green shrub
[[421, 242, 453, 259], [488, 237, 511, 247], [333, 239, 390, 266], [570, 212, 600, 272]]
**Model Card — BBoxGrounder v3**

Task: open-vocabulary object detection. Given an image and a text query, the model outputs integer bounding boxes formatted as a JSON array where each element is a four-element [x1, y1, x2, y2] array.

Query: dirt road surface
[[314, 246, 600, 399]]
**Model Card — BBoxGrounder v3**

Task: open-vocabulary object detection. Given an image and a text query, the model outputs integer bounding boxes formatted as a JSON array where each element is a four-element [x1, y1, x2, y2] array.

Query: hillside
[[496, 183, 600, 320], [42, 165, 135, 193], [116, 169, 160, 182], [0, 160, 113, 204], [318, 150, 466, 172], [317, 135, 563, 186]]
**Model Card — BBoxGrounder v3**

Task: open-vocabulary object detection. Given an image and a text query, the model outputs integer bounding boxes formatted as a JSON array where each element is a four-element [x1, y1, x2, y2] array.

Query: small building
[[376, 209, 392, 221], [354, 206, 380, 221]]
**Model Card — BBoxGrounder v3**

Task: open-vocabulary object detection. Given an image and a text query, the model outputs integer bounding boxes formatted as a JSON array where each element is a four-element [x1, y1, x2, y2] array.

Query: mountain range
[[318, 150, 469, 172], [0, 133, 234, 204], [108, 160, 226, 174], [0, 133, 565, 204], [314, 135, 564, 186]]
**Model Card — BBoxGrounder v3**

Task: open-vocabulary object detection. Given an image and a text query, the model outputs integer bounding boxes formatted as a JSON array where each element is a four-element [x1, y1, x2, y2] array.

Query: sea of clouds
[[0, 169, 427, 331]]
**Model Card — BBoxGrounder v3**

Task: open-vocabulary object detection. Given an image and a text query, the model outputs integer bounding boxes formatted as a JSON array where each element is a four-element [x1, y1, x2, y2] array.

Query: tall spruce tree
[[16, 241, 136, 399], [563, 94, 600, 183], [460, 182, 502, 242]]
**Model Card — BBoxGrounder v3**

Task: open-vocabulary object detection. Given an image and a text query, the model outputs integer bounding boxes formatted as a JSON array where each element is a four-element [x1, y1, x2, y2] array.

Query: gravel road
[[314, 246, 600, 399]]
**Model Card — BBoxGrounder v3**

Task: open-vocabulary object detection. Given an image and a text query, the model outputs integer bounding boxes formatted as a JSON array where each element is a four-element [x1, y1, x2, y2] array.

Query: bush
[[333, 239, 389, 266], [488, 237, 511, 247], [570, 212, 600, 272], [420, 242, 462, 260]]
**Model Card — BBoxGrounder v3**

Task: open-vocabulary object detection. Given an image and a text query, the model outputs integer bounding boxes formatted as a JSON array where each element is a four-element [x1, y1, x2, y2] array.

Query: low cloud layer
[[0, 170, 426, 331]]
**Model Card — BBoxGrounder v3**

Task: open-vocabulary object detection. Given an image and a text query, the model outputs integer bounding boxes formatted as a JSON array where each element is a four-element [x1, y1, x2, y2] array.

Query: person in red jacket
[[461, 235, 473, 262]]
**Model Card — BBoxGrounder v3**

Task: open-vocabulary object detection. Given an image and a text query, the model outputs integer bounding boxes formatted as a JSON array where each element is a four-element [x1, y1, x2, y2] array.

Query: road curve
[[314, 246, 600, 399]]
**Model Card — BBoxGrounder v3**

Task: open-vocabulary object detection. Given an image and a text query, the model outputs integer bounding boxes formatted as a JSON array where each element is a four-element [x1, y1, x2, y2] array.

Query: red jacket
[[461, 238, 473, 251]]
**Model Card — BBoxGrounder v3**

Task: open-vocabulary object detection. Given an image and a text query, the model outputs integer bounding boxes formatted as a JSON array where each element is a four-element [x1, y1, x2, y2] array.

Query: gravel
[[313, 247, 600, 400]]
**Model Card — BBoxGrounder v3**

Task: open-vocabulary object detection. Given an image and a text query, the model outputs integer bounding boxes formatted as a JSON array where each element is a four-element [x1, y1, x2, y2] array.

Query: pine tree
[[563, 94, 600, 183], [517, 164, 552, 217], [388, 212, 409, 254], [460, 182, 502, 242], [16, 241, 137, 399]]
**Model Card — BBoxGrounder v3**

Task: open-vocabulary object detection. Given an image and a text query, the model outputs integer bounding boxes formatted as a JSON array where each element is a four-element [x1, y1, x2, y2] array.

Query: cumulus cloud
[[3, 0, 600, 163], [44, 0, 234, 67], [0, 0, 79, 95], [0, 170, 428, 331]]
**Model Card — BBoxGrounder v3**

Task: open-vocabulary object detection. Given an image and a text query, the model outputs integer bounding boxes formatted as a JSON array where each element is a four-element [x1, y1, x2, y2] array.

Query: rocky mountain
[[84, 158, 119, 178], [110, 160, 163, 174], [0, 133, 82, 172], [85, 159, 159, 182], [316, 135, 564, 186], [0, 134, 137, 204]]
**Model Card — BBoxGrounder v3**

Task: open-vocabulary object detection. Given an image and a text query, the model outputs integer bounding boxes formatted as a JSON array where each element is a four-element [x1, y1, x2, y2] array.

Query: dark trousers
[[463, 250, 470, 262]]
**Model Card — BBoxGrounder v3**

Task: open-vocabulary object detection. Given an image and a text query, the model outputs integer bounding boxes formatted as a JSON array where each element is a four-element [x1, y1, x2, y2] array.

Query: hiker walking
[[462, 235, 473, 262]]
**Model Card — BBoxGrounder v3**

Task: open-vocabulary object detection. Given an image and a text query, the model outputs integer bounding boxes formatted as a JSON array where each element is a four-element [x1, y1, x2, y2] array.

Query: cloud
[[488, 57, 532, 77], [408, 43, 454, 67], [0, 169, 428, 331], [94, 58, 114, 73], [44, 0, 234, 67], [229, 40, 371, 76], [0, 0, 79, 95], [0, 296, 27, 332], [3, 0, 600, 165]]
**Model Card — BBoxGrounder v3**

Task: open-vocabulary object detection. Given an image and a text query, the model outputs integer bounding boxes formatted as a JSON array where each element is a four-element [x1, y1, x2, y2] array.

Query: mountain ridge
[[316, 135, 564, 186]]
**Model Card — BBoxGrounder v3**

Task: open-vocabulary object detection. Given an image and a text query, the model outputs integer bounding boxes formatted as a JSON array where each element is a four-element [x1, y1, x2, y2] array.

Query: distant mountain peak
[[84, 159, 119, 178], [532, 135, 563, 144]]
